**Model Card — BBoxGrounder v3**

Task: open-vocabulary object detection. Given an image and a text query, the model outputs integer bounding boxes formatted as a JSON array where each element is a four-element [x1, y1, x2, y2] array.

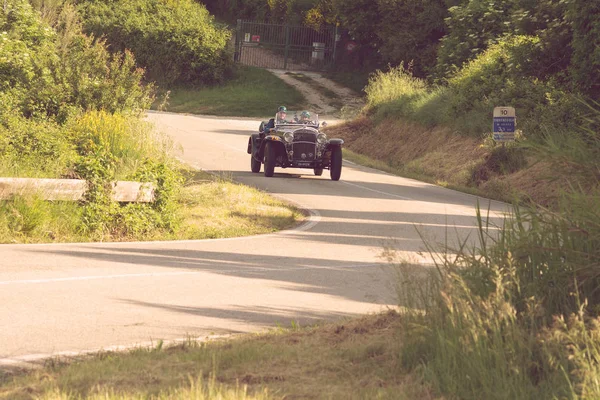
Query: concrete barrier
[[0, 178, 155, 202]]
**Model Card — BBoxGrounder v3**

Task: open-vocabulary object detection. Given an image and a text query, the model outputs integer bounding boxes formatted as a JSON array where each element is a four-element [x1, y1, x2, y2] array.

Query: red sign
[[252, 35, 260, 42]]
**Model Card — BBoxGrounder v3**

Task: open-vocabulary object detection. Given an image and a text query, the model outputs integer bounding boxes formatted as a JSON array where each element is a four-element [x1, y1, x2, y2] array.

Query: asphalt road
[[0, 112, 509, 366]]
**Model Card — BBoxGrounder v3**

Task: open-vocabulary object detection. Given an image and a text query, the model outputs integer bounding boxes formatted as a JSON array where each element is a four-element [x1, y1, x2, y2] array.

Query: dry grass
[[176, 170, 304, 239], [0, 312, 436, 400], [327, 116, 569, 206], [327, 117, 485, 184]]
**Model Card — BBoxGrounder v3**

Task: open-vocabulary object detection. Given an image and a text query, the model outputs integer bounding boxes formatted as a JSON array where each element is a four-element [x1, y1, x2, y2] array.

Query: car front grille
[[294, 131, 317, 143], [292, 142, 317, 161]]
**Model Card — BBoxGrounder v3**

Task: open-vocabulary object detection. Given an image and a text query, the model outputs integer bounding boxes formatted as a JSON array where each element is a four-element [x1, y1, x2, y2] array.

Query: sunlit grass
[[0, 313, 432, 400], [156, 66, 305, 118], [0, 170, 302, 244]]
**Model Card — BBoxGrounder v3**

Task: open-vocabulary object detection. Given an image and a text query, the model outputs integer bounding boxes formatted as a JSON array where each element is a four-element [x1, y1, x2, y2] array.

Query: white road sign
[[493, 107, 516, 142]]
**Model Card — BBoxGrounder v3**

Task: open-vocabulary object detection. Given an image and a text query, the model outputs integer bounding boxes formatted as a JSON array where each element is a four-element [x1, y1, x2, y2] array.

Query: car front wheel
[[264, 142, 276, 177], [251, 155, 261, 173], [330, 147, 342, 181]]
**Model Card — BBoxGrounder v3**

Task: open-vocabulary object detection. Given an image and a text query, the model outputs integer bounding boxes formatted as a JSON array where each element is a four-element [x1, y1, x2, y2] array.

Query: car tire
[[330, 147, 342, 181], [314, 167, 323, 176], [264, 142, 276, 177], [251, 154, 261, 173]]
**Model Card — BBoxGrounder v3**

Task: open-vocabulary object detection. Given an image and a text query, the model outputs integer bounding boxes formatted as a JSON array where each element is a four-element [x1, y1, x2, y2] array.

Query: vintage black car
[[247, 111, 344, 181]]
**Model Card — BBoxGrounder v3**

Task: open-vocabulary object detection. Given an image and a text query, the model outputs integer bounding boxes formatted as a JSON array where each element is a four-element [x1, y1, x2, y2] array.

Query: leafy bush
[[445, 35, 582, 137], [0, 110, 76, 177], [79, 0, 233, 86], [70, 111, 182, 237], [68, 110, 170, 179], [434, 0, 518, 78], [568, 0, 600, 99], [1, 0, 153, 120], [365, 65, 427, 110], [0, 1, 180, 241], [375, 0, 447, 77], [365, 37, 584, 139]]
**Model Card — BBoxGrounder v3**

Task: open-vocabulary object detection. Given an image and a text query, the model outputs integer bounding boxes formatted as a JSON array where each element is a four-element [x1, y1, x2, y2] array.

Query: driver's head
[[277, 105, 287, 119], [300, 110, 311, 121]]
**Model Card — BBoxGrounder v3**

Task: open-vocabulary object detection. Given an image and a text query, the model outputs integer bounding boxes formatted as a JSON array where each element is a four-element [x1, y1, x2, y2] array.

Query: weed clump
[[391, 106, 600, 398]]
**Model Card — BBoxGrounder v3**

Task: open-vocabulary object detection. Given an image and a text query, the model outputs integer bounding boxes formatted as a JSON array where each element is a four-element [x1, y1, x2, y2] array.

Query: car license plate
[[297, 162, 311, 167]]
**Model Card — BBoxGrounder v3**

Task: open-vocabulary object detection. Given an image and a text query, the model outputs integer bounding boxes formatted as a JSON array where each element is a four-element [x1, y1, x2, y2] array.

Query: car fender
[[258, 136, 286, 159], [248, 133, 262, 154], [327, 138, 344, 149]]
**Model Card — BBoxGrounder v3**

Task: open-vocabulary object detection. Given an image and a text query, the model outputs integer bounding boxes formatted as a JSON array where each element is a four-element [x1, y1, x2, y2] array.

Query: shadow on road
[[222, 170, 510, 211], [28, 246, 396, 304], [117, 300, 355, 330]]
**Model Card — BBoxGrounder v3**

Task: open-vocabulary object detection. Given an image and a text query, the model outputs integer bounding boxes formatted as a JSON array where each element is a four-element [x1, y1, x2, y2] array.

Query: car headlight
[[284, 132, 293, 143], [317, 133, 327, 144]]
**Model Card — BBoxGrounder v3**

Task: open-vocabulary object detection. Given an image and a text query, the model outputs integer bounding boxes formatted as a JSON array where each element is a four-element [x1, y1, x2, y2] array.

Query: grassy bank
[[0, 312, 433, 400], [155, 67, 305, 118], [327, 117, 528, 204], [0, 170, 302, 244]]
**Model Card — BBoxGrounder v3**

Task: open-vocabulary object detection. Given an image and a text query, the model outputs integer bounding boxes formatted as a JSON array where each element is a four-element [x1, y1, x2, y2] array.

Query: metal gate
[[234, 20, 337, 71]]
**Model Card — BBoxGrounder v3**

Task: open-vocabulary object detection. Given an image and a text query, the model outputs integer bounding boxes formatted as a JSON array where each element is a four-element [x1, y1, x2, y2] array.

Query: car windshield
[[274, 110, 319, 127]]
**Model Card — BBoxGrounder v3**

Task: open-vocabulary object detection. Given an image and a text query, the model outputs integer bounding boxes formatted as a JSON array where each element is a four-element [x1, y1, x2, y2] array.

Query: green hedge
[[79, 0, 233, 86], [366, 36, 583, 138]]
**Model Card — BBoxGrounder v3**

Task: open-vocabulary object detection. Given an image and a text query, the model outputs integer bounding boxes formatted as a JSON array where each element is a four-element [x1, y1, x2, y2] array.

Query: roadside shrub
[[365, 65, 428, 114], [435, 0, 518, 78], [68, 110, 170, 179], [365, 36, 585, 139], [130, 160, 183, 232], [0, 111, 76, 177], [375, 0, 447, 77], [1, 0, 153, 120], [3, 196, 47, 235], [392, 184, 600, 398], [79, 0, 233, 86], [71, 111, 182, 238], [568, 0, 600, 100], [444, 35, 583, 137], [391, 106, 600, 399]]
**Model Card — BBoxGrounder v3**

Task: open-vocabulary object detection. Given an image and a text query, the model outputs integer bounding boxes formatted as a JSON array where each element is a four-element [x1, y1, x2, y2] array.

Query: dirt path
[[267, 69, 365, 119]]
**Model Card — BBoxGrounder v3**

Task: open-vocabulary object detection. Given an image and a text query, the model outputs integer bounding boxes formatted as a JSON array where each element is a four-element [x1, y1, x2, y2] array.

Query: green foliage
[[365, 65, 427, 109], [568, 0, 600, 99], [130, 160, 183, 231], [365, 37, 584, 139], [0, 1, 188, 241], [395, 183, 600, 397], [435, 0, 518, 78], [161, 66, 305, 118], [79, 0, 233, 86], [0, 0, 153, 121], [445, 35, 582, 136], [0, 111, 76, 177], [205, 0, 314, 24], [68, 110, 169, 178], [69, 111, 182, 237], [374, 0, 447, 77], [392, 106, 600, 399]]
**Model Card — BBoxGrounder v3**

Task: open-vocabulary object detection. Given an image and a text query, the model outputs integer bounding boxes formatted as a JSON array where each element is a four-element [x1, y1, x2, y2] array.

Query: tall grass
[[392, 106, 600, 399], [68, 110, 175, 179], [35, 375, 272, 400]]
